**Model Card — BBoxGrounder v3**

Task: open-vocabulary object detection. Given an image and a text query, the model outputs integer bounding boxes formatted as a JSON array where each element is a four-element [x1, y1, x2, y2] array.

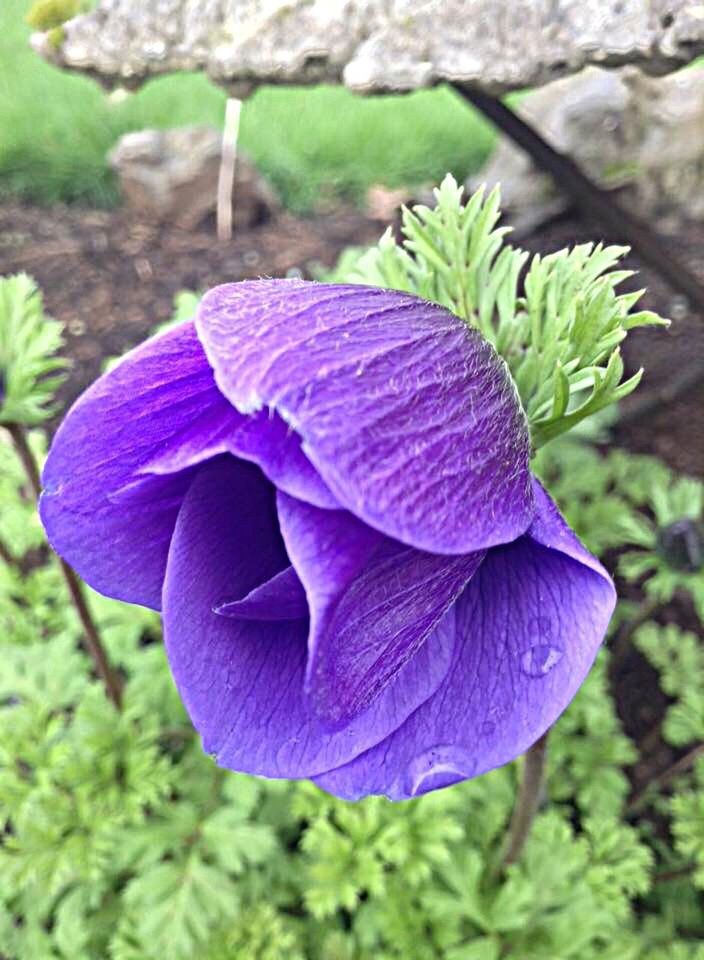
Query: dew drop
[[520, 643, 563, 678], [405, 745, 476, 797]]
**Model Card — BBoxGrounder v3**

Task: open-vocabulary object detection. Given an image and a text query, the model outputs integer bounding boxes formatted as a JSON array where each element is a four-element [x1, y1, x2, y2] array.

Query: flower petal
[[214, 566, 308, 621], [162, 456, 458, 779], [315, 482, 616, 800], [40, 321, 335, 609], [40, 322, 237, 607], [196, 279, 534, 554], [277, 492, 483, 726], [143, 404, 338, 510]]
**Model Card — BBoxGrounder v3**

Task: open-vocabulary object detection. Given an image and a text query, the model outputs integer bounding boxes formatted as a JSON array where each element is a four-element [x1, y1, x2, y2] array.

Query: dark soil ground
[[0, 202, 381, 417], [0, 197, 702, 802]]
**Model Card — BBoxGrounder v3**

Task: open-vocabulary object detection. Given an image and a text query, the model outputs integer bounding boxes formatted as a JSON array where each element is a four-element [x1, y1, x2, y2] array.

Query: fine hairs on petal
[[195, 279, 535, 555]]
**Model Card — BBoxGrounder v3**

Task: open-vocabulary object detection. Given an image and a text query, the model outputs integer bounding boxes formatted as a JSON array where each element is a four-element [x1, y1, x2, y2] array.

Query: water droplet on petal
[[480, 719, 496, 736], [405, 745, 476, 797], [521, 643, 563, 678]]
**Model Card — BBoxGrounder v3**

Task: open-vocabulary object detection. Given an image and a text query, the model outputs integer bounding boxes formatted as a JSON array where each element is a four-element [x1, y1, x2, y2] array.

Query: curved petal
[[214, 566, 308, 621], [196, 279, 534, 555], [277, 492, 483, 726], [40, 322, 239, 608], [162, 456, 459, 779], [143, 404, 339, 510], [40, 321, 336, 609], [315, 482, 616, 800]]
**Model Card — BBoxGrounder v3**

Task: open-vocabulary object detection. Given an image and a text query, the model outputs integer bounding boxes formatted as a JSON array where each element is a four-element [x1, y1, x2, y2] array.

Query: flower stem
[[6, 422, 41, 495], [57, 557, 124, 709], [5, 422, 123, 709], [501, 732, 549, 867]]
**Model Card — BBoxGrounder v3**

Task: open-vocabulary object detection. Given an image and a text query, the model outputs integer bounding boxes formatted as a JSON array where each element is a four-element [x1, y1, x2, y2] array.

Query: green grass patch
[[0, 0, 495, 210]]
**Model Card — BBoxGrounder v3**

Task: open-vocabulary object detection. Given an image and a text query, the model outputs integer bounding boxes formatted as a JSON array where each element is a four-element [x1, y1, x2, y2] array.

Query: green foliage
[[0, 427, 47, 558], [636, 623, 704, 747], [533, 437, 637, 554], [549, 651, 636, 819], [0, 274, 67, 425], [327, 175, 667, 448], [533, 435, 704, 625], [4, 412, 703, 957], [671, 757, 704, 890], [617, 470, 704, 623]]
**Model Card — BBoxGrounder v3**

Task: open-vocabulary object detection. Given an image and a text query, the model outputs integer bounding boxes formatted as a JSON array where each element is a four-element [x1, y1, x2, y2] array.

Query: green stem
[[501, 732, 549, 867], [5, 422, 123, 709]]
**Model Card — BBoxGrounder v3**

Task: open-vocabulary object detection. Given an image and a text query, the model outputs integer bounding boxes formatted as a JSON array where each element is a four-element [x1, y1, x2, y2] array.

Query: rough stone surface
[[32, 0, 704, 97], [471, 66, 704, 233], [107, 125, 279, 230]]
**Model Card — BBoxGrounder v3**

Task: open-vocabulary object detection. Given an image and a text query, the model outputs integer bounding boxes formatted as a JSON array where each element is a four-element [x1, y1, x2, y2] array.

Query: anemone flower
[[40, 280, 615, 800]]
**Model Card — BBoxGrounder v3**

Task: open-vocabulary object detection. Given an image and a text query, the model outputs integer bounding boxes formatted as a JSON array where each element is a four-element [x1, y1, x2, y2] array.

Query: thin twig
[[5, 423, 123, 709], [5, 241, 82, 266], [58, 558, 124, 709], [501, 732, 549, 867], [653, 863, 696, 885], [628, 743, 704, 812]]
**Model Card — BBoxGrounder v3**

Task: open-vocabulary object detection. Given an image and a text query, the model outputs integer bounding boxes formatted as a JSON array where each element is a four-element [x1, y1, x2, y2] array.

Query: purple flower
[[40, 280, 615, 800]]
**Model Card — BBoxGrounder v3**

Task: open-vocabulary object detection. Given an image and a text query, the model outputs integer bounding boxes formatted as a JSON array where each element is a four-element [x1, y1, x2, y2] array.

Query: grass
[[0, 0, 496, 211]]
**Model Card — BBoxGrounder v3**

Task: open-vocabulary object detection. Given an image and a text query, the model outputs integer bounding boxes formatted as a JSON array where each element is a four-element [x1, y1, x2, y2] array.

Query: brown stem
[[628, 742, 704, 812], [653, 863, 696, 885], [58, 558, 123, 709], [6, 423, 42, 497], [5, 423, 123, 709], [502, 732, 549, 867]]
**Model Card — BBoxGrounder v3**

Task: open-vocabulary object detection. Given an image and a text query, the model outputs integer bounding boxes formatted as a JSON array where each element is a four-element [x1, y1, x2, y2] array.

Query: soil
[[0, 197, 702, 803], [0, 201, 381, 418]]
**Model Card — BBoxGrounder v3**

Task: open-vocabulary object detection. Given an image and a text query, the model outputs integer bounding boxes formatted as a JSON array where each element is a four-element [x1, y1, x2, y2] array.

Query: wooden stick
[[217, 97, 243, 242]]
